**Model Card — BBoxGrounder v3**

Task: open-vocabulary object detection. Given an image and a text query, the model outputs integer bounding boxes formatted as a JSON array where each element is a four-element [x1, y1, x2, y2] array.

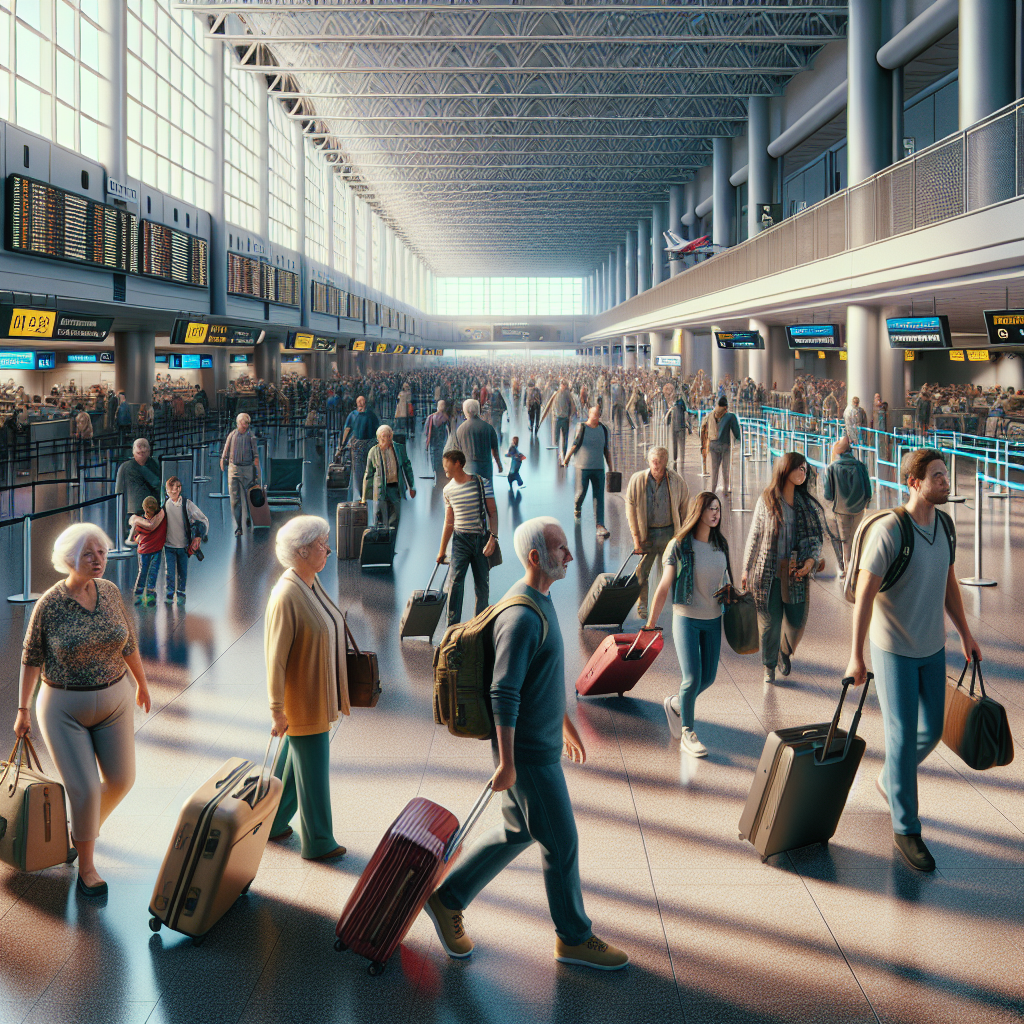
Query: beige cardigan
[[266, 569, 350, 736], [625, 467, 689, 547]]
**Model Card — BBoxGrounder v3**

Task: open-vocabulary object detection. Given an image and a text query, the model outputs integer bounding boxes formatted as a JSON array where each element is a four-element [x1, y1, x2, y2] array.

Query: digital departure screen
[[786, 324, 843, 349], [68, 353, 98, 363], [0, 349, 36, 370], [170, 320, 264, 346], [171, 354, 201, 369], [200, 356, 213, 368], [983, 310, 1024, 346], [311, 281, 351, 317], [286, 330, 336, 352], [230, 354, 249, 364], [36, 351, 56, 370], [226, 252, 299, 306], [155, 354, 169, 363], [715, 331, 763, 350], [138, 219, 208, 287], [885, 315, 951, 348], [656, 355, 682, 366]]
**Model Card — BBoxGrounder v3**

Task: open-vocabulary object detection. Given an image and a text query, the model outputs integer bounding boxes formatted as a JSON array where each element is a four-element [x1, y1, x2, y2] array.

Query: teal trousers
[[271, 732, 339, 858]]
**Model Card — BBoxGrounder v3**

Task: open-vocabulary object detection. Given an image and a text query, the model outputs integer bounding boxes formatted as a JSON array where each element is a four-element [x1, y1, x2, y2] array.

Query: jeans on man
[[574, 468, 605, 525], [709, 441, 732, 493], [134, 551, 161, 594], [670, 428, 686, 465], [636, 526, 675, 613], [554, 417, 570, 456], [447, 532, 490, 627], [757, 577, 808, 669], [227, 463, 255, 530], [164, 547, 188, 597], [528, 405, 541, 433]]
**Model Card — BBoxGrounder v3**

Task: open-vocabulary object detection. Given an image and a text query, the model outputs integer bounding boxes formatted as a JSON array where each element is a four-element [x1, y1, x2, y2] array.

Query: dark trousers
[[164, 547, 188, 596], [507, 466, 524, 487], [575, 468, 605, 525], [528, 405, 541, 433], [554, 416, 570, 456], [375, 485, 402, 529], [447, 531, 490, 627], [757, 577, 809, 669]]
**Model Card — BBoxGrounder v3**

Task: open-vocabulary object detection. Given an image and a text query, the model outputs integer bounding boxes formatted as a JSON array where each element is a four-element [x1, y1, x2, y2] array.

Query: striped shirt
[[444, 475, 494, 534]]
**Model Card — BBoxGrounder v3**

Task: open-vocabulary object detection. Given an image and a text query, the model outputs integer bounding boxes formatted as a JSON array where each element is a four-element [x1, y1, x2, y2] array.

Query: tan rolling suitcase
[[148, 737, 283, 944], [0, 737, 70, 872]]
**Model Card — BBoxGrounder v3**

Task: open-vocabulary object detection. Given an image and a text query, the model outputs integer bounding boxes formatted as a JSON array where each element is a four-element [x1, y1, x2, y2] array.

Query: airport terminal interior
[[0, 1, 1022, 1022]]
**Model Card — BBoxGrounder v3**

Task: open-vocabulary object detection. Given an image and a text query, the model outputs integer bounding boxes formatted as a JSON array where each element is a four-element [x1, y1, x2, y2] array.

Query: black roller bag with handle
[[400, 563, 449, 641], [360, 498, 397, 570], [578, 552, 642, 628], [738, 676, 871, 862]]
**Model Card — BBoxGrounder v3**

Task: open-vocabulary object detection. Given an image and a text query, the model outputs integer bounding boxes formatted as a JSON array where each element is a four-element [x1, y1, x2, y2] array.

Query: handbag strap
[[956, 656, 987, 698], [342, 615, 363, 658]]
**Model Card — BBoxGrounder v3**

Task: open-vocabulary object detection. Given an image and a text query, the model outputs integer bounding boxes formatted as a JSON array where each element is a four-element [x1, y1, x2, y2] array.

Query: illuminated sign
[[949, 350, 965, 361], [715, 331, 763, 350], [99, 351, 113, 363], [170, 319, 263, 346], [171, 353, 202, 369], [967, 350, 991, 362], [36, 351, 56, 369], [886, 315, 951, 348], [983, 310, 1024, 346], [200, 355, 213, 368], [7, 308, 55, 337], [155, 354, 168, 363], [351, 340, 366, 352], [493, 324, 564, 343], [230, 354, 249, 364], [785, 324, 843, 349], [285, 330, 335, 352], [0, 349, 35, 369], [68, 353, 98, 363], [0, 306, 112, 341], [656, 355, 682, 366]]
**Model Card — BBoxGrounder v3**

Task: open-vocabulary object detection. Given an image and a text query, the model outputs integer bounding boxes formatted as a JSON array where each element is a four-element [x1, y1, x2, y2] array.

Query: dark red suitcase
[[334, 785, 492, 975], [575, 627, 664, 698]]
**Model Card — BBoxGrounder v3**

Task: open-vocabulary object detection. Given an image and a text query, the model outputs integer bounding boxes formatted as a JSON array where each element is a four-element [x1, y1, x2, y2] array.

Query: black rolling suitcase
[[336, 502, 369, 560], [327, 452, 351, 491], [578, 552, 642, 628], [738, 676, 872, 862], [360, 499, 397, 570], [399, 562, 449, 640]]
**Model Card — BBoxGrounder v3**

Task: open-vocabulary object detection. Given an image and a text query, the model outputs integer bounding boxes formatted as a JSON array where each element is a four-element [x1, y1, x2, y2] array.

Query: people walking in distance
[[162, 476, 209, 606], [340, 395, 382, 500], [844, 396, 867, 447], [646, 493, 731, 758], [741, 452, 823, 684], [221, 412, 261, 537], [845, 449, 978, 873], [425, 400, 451, 475], [129, 495, 167, 606], [663, 383, 691, 467], [489, 385, 508, 436], [563, 406, 613, 540], [542, 380, 578, 459], [362, 424, 416, 530], [625, 446, 689, 620], [610, 377, 634, 432], [424, 517, 629, 971], [15, 524, 152, 897], [822, 437, 873, 578], [395, 382, 414, 439], [822, 389, 840, 423], [455, 399, 503, 483], [703, 396, 742, 495], [437, 448, 498, 628], [505, 437, 526, 489], [526, 380, 543, 436]]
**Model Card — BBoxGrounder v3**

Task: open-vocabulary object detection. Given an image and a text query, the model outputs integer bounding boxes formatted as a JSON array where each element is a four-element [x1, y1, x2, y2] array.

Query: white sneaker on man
[[680, 727, 708, 758], [663, 695, 682, 740]]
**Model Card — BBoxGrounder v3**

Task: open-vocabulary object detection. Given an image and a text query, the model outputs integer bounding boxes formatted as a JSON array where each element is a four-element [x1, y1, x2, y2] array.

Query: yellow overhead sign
[[904, 350, 915, 361], [949, 350, 965, 361], [292, 332, 314, 350], [181, 322, 209, 344], [9, 308, 56, 337], [967, 349, 990, 362]]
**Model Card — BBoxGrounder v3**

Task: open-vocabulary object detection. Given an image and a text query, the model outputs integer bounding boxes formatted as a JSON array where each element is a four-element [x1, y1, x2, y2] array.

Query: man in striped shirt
[[437, 448, 498, 628], [221, 413, 261, 536]]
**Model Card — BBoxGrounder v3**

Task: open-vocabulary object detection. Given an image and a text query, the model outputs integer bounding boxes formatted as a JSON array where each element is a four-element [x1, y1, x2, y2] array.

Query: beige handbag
[[0, 736, 70, 872]]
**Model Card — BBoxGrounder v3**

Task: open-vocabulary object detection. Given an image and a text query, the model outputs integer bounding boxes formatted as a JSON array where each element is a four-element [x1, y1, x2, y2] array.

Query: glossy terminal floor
[[0, 405, 1022, 1024]]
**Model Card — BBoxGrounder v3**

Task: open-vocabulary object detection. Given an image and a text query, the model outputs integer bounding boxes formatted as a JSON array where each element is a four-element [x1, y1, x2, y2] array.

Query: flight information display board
[[311, 281, 351, 317], [983, 310, 1024, 346], [715, 330, 763, 350], [0, 349, 36, 370], [36, 351, 56, 369], [226, 252, 299, 306], [170, 319, 263, 346], [785, 324, 843, 349], [885, 315, 951, 348], [656, 354, 682, 366], [286, 330, 335, 352], [172, 354, 202, 370], [138, 219, 208, 287]]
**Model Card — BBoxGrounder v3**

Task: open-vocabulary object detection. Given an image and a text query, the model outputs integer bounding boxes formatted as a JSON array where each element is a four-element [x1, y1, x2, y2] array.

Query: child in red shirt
[[130, 495, 167, 606]]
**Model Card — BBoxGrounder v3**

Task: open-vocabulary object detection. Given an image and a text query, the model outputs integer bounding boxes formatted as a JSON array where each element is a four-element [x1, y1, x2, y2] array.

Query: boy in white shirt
[[163, 476, 209, 605]]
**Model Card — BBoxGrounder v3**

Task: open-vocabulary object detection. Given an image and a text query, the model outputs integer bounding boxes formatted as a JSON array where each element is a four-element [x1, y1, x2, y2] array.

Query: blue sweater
[[490, 581, 564, 766]]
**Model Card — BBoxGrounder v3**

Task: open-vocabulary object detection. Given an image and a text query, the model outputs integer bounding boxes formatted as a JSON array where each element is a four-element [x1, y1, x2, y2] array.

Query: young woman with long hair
[[646, 491, 732, 758], [741, 451, 824, 684]]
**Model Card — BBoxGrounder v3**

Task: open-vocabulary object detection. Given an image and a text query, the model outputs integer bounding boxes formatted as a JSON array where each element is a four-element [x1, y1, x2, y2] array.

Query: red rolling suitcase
[[334, 784, 492, 975], [575, 627, 663, 698]]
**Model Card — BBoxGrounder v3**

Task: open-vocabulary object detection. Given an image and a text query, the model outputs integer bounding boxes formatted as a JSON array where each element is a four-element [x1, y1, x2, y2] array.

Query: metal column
[[624, 231, 638, 299], [637, 219, 652, 293], [114, 331, 156, 406], [848, 0, 891, 185], [846, 304, 881, 412], [668, 185, 684, 277], [651, 201, 668, 286], [615, 244, 626, 306], [959, 0, 1016, 128], [747, 96, 771, 241], [712, 137, 735, 248]]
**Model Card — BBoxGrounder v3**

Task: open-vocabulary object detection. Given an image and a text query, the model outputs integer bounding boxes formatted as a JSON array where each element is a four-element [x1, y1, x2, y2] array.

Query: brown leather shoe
[[310, 845, 347, 861], [269, 827, 293, 842]]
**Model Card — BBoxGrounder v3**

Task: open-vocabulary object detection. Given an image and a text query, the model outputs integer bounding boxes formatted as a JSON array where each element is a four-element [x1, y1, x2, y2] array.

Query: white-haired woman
[[265, 516, 348, 860], [13, 523, 151, 897]]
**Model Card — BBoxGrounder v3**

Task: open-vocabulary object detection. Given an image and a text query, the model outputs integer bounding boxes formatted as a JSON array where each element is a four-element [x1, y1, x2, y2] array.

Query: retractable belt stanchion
[[947, 450, 966, 503], [987, 438, 1008, 499], [7, 517, 42, 604], [192, 442, 210, 484], [959, 472, 997, 587], [731, 434, 752, 514], [209, 465, 230, 499], [108, 493, 135, 560]]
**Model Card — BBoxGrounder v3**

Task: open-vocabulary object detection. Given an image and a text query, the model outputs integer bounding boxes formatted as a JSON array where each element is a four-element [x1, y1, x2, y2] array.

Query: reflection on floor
[[0, 406, 1022, 1024]]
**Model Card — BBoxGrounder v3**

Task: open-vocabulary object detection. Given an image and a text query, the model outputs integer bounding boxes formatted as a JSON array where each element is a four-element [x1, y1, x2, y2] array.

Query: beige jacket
[[625, 468, 689, 547], [265, 569, 350, 736]]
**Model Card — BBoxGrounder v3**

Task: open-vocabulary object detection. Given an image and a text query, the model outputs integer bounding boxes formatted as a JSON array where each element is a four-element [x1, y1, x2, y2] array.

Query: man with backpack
[[822, 436, 873, 578], [845, 448, 981, 873], [426, 516, 629, 971]]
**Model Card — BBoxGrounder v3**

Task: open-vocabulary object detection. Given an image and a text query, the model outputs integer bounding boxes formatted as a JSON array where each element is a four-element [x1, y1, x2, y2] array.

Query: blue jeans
[[447, 531, 490, 628], [575, 468, 605, 525], [438, 755, 592, 945], [870, 642, 946, 835], [507, 466, 523, 486], [672, 613, 722, 729], [554, 417, 570, 455], [164, 547, 188, 596], [134, 551, 161, 594]]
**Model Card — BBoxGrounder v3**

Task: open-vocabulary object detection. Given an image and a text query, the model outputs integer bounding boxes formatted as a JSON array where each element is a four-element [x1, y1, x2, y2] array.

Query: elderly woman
[[266, 516, 348, 861], [13, 524, 151, 897], [424, 400, 451, 473], [362, 424, 415, 529]]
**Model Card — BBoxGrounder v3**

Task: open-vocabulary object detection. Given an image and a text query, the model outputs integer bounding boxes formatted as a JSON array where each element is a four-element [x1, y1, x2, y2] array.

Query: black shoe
[[235, 528, 242, 537], [893, 833, 936, 873], [66, 847, 78, 865], [778, 649, 792, 677], [77, 875, 109, 898]]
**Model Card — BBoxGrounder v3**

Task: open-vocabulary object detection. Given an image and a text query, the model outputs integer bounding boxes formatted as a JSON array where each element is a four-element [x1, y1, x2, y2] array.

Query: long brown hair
[[763, 451, 820, 522], [674, 491, 729, 554]]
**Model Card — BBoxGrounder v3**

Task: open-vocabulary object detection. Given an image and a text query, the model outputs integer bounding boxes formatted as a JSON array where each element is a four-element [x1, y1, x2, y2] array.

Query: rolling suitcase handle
[[443, 783, 494, 863], [613, 550, 642, 585], [816, 675, 873, 766], [425, 560, 449, 594], [623, 626, 663, 661], [252, 733, 286, 807]]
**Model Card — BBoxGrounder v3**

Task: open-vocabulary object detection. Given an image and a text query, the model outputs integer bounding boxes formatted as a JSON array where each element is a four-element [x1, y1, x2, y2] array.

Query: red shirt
[[136, 516, 167, 554]]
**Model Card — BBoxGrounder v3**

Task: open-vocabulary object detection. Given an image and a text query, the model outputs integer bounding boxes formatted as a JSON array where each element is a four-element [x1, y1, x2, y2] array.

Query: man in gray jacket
[[822, 436, 873, 577]]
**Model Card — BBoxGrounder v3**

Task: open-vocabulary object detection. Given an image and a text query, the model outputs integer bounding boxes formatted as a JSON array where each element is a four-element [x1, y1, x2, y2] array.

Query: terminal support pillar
[[650, 332, 671, 376], [607, 253, 616, 307], [959, 0, 1016, 129], [615, 244, 627, 306], [846, 304, 881, 413], [203, 349, 228, 410], [114, 331, 155, 407], [848, 0, 891, 185], [651, 202, 667, 286], [710, 324, 735, 390], [768, 326, 793, 392], [625, 231, 638, 300], [637, 220, 652, 294], [878, 306, 907, 410], [255, 337, 281, 384], [712, 138, 735, 249], [748, 318, 768, 388], [668, 185, 684, 277], [747, 96, 772, 241], [624, 339, 638, 370]]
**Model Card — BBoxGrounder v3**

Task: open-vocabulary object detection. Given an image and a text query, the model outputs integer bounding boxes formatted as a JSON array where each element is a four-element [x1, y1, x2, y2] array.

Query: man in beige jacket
[[626, 446, 689, 619]]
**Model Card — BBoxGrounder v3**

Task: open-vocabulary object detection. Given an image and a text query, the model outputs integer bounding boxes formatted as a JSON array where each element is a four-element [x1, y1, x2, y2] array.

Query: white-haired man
[[362, 424, 415, 529], [221, 412, 261, 536], [425, 516, 629, 972], [114, 437, 161, 531], [455, 399, 502, 482]]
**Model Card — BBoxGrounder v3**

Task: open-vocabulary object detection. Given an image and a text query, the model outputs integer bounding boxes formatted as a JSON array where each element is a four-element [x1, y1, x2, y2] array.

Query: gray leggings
[[36, 675, 136, 843]]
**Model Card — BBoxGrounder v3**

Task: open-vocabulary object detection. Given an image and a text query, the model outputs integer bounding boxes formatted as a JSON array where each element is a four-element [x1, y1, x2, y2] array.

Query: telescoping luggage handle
[[443, 783, 494, 863], [425, 560, 450, 594], [816, 674, 873, 766], [253, 733, 287, 807], [613, 551, 642, 585], [623, 626, 663, 661]]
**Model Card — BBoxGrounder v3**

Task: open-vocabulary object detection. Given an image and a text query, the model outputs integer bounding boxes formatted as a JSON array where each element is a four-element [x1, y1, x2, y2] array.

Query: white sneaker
[[680, 728, 708, 758], [663, 695, 682, 740]]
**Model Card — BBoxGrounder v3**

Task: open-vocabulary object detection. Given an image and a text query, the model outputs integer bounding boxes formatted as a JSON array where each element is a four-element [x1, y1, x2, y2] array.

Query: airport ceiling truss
[[177, 1, 847, 276]]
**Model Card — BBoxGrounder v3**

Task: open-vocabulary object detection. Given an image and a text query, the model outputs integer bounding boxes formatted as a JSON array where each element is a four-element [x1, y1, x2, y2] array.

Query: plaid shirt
[[742, 491, 823, 611]]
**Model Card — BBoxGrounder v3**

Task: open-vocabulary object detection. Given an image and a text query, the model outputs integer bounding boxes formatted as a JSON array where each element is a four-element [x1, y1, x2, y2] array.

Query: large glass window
[[127, 0, 213, 207], [332, 174, 349, 274], [224, 47, 261, 233], [268, 96, 298, 250], [353, 195, 368, 284], [435, 278, 583, 316], [304, 137, 328, 264]]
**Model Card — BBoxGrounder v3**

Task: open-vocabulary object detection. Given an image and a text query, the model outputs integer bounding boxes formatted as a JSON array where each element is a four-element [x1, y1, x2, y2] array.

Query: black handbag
[[942, 657, 1013, 770], [720, 549, 758, 656]]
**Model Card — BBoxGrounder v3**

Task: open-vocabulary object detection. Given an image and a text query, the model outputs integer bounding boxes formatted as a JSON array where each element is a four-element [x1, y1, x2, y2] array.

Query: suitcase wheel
[[334, 938, 347, 953], [241, 880, 252, 895], [368, 961, 386, 977], [148, 917, 161, 933], [191, 934, 206, 947]]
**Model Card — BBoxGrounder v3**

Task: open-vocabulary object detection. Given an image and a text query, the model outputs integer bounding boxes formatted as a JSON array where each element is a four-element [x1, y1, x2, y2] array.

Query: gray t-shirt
[[455, 417, 499, 476], [863, 513, 951, 658], [776, 499, 795, 559], [663, 538, 728, 619], [573, 422, 609, 469]]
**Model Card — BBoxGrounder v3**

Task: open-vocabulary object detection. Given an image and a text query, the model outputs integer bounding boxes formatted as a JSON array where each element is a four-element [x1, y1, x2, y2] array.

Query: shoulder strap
[[878, 506, 915, 592], [936, 508, 956, 565], [475, 474, 489, 532], [478, 594, 549, 647]]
